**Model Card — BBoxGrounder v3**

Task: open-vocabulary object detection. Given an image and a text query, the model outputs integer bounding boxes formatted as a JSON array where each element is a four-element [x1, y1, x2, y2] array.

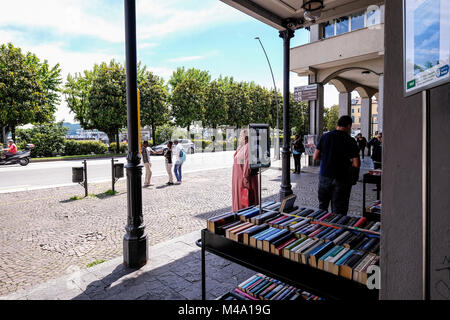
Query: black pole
[[83, 160, 88, 197], [279, 29, 294, 201], [123, 0, 148, 268], [111, 157, 115, 193]]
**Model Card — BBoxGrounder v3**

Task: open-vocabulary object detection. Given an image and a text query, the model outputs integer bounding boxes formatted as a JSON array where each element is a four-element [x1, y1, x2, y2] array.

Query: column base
[[123, 233, 148, 268]]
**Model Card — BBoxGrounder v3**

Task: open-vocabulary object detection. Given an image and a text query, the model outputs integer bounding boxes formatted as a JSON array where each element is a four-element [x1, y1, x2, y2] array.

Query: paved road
[[0, 151, 237, 193]]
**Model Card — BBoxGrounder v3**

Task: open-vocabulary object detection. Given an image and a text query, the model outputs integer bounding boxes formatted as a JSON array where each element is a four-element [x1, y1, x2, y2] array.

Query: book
[[332, 249, 355, 276], [249, 227, 277, 247], [225, 221, 251, 239], [325, 247, 349, 274], [217, 220, 242, 236], [262, 229, 290, 252], [309, 241, 335, 268], [230, 222, 256, 242], [242, 224, 269, 245], [250, 210, 279, 225], [340, 251, 366, 279], [301, 240, 324, 264], [271, 236, 297, 256], [318, 245, 344, 270], [207, 212, 236, 233]]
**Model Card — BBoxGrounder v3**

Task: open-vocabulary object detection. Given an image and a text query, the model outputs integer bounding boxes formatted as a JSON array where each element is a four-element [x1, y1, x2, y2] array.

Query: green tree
[[139, 71, 169, 145], [290, 96, 309, 137], [0, 43, 62, 140], [64, 60, 127, 153], [168, 67, 211, 92], [324, 104, 339, 132], [226, 82, 251, 129], [170, 78, 205, 131], [204, 80, 228, 129], [248, 84, 272, 124]]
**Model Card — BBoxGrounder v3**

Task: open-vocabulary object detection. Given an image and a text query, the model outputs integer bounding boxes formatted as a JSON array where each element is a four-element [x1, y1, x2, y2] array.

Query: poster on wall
[[403, 0, 450, 96], [304, 135, 318, 156]]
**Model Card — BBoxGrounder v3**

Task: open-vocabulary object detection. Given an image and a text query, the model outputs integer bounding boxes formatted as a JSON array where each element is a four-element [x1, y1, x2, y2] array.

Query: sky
[[0, 0, 339, 123]]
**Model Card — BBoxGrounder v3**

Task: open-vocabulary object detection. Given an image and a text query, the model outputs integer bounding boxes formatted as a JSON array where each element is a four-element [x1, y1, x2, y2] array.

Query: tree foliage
[[204, 80, 228, 129], [324, 104, 339, 132], [16, 122, 68, 157], [170, 78, 205, 130], [64, 60, 127, 153], [0, 43, 62, 139], [139, 71, 169, 145]]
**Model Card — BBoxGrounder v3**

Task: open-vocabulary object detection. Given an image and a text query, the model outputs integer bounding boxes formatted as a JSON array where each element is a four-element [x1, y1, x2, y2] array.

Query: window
[[352, 109, 355, 113], [366, 8, 380, 26], [352, 116, 355, 122], [323, 20, 335, 38], [359, 117, 361, 123], [358, 108, 360, 113], [351, 11, 365, 31], [336, 16, 349, 35]]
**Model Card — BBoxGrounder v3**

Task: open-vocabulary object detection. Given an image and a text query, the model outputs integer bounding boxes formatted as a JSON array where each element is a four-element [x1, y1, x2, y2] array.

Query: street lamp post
[[254, 37, 280, 161], [123, 0, 148, 268]]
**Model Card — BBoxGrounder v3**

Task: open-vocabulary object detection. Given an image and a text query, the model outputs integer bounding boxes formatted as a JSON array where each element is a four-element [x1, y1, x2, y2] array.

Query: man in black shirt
[[313, 115, 360, 215]]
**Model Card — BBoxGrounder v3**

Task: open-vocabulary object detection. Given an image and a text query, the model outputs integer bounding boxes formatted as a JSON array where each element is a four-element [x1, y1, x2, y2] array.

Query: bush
[[109, 142, 128, 153], [16, 122, 67, 157], [64, 140, 108, 156]]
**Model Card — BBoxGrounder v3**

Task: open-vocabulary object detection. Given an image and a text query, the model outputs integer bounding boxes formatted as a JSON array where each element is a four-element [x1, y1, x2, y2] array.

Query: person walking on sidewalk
[[355, 133, 368, 159], [371, 132, 382, 169], [291, 134, 305, 174], [164, 141, 174, 185], [313, 115, 360, 215], [172, 139, 185, 184], [142, 140, 155, 187]]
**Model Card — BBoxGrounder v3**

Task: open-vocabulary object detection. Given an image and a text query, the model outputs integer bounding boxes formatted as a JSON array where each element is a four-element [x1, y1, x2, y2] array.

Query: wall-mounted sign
[[304, 135, 318, 156], [294, 84, 318, 101], [248, 124, 271, 169], [403, 0, 450, 96]]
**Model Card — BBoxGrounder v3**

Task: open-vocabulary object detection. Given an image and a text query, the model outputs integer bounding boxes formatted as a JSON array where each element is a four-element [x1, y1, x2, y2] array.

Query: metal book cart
[[362, 172, 381, 222], [197, 229, 379, 300]]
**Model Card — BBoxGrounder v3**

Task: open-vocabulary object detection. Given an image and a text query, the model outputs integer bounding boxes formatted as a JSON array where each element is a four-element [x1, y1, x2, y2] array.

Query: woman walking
[[164, 141, 174, 185], [291, 134, 305, 174]]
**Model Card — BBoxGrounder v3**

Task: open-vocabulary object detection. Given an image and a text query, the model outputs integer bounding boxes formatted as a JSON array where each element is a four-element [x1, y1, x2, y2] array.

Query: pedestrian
[[355, 133, 368, 159], [172, 139, 185, 184], [291, 134, 305, 174], [313, 115, 361, 215], [232, 129, 259, 212], [164, 141, 174, 185], [367, 130, 379, 157], [142, 140, 155, 187], [371, 132, 382, 169]]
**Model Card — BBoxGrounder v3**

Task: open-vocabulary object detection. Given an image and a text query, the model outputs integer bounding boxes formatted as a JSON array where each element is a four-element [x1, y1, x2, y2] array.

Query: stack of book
[[218, 273, 323, 301], [366, 200, 381, 214], [206, 204, 381, 285]]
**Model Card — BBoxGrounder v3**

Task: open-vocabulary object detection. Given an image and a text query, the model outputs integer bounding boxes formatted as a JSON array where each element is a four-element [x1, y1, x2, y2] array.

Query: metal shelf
[[201, 229, 379, 301]]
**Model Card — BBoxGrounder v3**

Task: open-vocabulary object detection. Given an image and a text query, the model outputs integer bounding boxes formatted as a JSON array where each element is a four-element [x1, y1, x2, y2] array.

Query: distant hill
[[63, 122, 81, 135]]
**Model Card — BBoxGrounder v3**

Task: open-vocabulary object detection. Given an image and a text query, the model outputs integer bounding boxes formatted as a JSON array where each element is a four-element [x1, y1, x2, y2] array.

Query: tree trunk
[[116, 131, 120, 154], [151, 122, 156, 146], [11, 126, 16, 142]]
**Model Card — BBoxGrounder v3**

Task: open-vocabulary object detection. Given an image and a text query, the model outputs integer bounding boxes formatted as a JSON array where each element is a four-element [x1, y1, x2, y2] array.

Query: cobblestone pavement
[[0, 160, 376, 296]]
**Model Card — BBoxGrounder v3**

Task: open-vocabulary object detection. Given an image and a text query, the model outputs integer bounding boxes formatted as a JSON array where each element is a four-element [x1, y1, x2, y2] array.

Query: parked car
[[152, 139, 195, 155]]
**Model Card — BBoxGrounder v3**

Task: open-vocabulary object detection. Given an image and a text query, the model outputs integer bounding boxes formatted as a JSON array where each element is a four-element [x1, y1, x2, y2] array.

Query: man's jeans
[[318, 175, 352, 215], [174, 162, 182, 182]]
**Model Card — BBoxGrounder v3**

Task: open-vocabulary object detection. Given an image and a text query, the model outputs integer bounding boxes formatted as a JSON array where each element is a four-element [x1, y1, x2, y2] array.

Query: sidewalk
[[0, 230, 254, 300]]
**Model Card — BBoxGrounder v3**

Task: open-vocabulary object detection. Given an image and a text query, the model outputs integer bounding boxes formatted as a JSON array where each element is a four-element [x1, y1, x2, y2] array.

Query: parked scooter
[[0, 144, 34, 166]]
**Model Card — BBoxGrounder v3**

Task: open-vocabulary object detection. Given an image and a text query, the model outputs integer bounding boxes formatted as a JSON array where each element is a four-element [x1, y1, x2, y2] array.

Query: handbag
[[240, 187, 249, 207]]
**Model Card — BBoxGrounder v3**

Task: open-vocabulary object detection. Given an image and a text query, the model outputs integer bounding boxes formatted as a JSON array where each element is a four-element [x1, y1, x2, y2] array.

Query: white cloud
[[0, 0, 124, 43], [136, 0, 246, 40]]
